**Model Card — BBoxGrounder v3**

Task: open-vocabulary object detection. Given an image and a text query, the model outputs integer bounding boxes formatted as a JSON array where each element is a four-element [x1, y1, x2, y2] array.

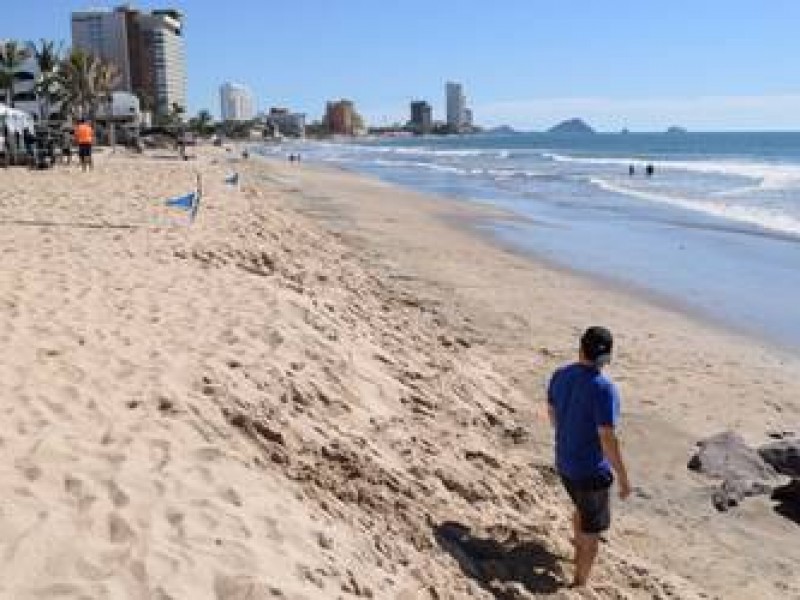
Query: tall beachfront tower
[[324, 100, 356, 135], [220, 83, 256, 122], [71, 8, 132, 90], [445, 81, 466, 132], [410, 100, 433, 134], [71, 5, 187, 116]]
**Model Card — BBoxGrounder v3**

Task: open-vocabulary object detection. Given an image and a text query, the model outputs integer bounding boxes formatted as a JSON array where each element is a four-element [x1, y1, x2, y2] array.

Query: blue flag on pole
[[190, 192, 201, 221], [165, 191, 196, 210]]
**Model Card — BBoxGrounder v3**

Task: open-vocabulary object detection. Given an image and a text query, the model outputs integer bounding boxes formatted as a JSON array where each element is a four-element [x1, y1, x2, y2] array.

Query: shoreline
[[264, 154, 800, 360], [255, 138, 800, 355], [447, 208, 800, 358]]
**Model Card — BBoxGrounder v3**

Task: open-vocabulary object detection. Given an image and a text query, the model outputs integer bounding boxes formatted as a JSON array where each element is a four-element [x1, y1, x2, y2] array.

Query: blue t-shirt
[[547, 363, 620, 480]]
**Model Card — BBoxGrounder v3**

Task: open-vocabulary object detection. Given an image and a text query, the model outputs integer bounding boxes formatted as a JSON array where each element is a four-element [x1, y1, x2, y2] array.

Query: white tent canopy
[[0, 103, 35, 135]]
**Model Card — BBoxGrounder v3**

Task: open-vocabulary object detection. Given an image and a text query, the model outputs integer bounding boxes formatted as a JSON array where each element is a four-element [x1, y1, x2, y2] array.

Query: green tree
[[0, 41, 29, 108], [188, 109, 214, 136], [57, 49, 119, 120], [57, 49, 97, 119], [32, 39, 64, 123], [92, 60, 120, 117]]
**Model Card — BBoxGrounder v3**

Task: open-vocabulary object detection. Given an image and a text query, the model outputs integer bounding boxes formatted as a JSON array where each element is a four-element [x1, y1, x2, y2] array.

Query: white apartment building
[[139, 10, 187, 115], [71, 6, 187, 116], [445, 81, 468, 132], [220, 83, 256, 121], [0, 40, 59, 122]]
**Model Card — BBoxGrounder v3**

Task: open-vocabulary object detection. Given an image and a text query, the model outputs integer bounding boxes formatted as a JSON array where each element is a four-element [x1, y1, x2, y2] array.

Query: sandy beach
[[0, 146, 797, 600]]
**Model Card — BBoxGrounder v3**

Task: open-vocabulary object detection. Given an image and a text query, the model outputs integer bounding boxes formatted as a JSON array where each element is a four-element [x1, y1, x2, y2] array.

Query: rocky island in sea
[[547, 118, 596, 134]]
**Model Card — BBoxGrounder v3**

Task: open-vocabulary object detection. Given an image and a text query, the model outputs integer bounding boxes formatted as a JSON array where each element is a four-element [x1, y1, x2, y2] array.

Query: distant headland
[[486, 125, 518, 135], [548, 118, 595, 134]]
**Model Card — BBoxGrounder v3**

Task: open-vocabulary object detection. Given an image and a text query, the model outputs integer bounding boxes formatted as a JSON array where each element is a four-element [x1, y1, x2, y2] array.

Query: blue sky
[[6, 0, 800, 130]]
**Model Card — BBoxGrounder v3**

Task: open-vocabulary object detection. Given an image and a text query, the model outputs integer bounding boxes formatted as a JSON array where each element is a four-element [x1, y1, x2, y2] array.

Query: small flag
[[190, 192, 201, 221], [166, 191, 196, 210], [225, 172, 240, 186]]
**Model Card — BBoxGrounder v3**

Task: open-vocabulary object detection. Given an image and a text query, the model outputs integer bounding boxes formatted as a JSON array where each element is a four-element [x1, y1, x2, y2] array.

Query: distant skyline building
[[0, 41, 34, 110], [445, 81, 470, 132], [220, 82, 255, 121], [71, 8, 131, 90], [409, 100, 432, 134], [263, 107, 306, 137], [71, 5, 187, 116], [325, 99, 356, 135]]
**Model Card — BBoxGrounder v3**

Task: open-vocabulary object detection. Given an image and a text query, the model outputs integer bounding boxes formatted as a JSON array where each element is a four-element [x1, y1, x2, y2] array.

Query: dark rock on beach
[[688, 431, 780, 511], [758, 439, 800, 478]]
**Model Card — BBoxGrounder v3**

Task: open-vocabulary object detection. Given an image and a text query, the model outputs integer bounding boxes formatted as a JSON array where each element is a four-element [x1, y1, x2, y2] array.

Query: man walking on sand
[[74, 118, 94, 172], [547, 326, 631, 588]]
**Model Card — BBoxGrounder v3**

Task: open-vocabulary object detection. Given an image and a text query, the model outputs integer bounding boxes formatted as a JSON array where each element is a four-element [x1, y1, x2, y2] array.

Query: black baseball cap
[[581, 326, 613, 367]]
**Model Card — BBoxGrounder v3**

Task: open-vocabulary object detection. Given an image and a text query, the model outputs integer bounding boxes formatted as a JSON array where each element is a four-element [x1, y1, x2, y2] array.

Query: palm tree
[[170, 102, 186, 124], [0, 41, 29, 107], [57, 49, 118, 121], [0, 71, 11, 105], [197, 109, 213, 134], [91, 60, 120, 117], [32, 39, 63, 123], [57, 49, 96, 119]]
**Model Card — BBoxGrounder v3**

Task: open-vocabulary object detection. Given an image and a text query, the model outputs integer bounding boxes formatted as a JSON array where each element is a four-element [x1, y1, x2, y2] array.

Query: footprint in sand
[[219, 487, 243, 508], [149, 439, 171, 471], [16, 461, 42, 482], [194, 446, 225, 462], [108, 512, 135, 544], [260, 516, 284, 544], [105, 480, 130, 508], [165, 507, 186, 539]]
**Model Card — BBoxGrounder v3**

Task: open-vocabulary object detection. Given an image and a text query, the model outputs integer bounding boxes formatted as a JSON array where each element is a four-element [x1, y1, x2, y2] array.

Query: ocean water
[[256, 133, 800, 351]]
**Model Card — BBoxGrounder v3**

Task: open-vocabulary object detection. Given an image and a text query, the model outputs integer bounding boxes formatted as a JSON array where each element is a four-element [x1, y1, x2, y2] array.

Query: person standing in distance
[[74, 118, 94, 172], [547, 326, 631, 588]]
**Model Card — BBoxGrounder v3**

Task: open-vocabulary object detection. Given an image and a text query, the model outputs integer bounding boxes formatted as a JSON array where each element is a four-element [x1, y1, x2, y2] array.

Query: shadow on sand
[[773, 481, 800, 526], [0, 219, 136, 230], [434, 521, 564, 597]]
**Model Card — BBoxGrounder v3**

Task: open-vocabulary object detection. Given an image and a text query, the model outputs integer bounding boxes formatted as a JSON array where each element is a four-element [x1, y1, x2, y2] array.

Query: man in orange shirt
[[74, 119, 94, 171]]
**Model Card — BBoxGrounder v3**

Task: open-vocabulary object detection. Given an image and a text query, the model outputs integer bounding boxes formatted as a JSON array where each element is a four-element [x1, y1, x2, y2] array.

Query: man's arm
[[599, 426, 631, 499]]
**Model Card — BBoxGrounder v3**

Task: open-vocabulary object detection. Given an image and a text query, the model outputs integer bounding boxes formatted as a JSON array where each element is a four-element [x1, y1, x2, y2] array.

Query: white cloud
[[475, 94, 800, 131]]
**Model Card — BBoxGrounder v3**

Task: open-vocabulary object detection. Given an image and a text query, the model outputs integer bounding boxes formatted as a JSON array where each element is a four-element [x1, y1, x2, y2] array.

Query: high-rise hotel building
[[71, 6, 187, 116], [445, 81, 468, 132], [220, 83, 256, 122]]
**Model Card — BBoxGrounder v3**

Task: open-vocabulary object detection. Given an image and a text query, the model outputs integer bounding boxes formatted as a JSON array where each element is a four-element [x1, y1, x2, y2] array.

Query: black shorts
[[561, 472, 613, 534], [78, 144, 92, 159]]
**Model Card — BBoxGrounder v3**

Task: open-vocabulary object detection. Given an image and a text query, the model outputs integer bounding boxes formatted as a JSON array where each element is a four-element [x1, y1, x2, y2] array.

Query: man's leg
[[571, 510, 580, 547], [573, 531, 600, 587]]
